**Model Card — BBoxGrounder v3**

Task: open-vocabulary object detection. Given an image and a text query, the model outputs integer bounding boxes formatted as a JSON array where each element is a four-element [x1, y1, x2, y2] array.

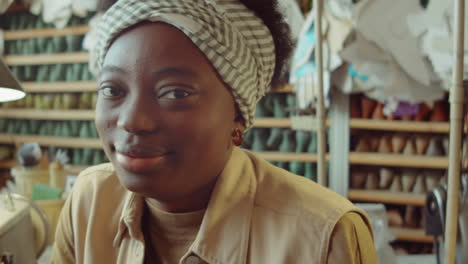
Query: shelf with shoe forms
[[347, 95, 453, 247]]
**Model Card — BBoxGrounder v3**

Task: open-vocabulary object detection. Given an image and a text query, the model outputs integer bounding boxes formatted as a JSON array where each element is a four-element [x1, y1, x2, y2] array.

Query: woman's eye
[[99, 87, 123, 97], [159, 89, 191, 99]]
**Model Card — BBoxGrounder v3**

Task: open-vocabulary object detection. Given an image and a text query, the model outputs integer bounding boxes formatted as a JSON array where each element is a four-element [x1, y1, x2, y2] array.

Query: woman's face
[[96, 22, 240, 211]]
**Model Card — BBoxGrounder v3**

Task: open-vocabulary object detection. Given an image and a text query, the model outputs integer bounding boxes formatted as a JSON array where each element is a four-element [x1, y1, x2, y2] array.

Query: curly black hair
[[97, 0, 293, 88]]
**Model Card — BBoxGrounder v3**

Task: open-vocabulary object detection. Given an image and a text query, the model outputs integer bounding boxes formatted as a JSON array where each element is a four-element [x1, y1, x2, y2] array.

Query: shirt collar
[[189, 147, 256, 264], [113, 190, 145, 247], [113, 147, 256, 263]]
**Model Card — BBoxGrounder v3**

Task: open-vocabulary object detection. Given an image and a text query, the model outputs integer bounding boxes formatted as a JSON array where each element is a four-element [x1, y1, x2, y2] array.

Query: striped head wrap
[[92, 0, 276, 129]]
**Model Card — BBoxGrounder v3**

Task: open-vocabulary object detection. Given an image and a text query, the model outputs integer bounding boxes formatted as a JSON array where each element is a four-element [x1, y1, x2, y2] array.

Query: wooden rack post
[[314, 0, 327, 187], [444, 0, 465, 262]]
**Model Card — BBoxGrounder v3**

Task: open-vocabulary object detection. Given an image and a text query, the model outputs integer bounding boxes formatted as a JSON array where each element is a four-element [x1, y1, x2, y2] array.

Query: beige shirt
[[51, 147, 377, 263], [144, 199, 205, 263]]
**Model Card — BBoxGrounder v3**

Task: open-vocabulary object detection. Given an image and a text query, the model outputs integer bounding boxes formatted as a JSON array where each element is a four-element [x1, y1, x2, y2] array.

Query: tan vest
[[51, 147, 371, 264]]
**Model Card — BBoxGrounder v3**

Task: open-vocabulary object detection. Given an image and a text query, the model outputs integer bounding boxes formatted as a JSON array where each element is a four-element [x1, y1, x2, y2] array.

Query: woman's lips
[[116, 152, 165, 173]]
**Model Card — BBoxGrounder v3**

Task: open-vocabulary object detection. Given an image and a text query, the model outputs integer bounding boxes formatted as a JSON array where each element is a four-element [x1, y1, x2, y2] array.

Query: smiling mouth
[[116, 152, 166, 173]]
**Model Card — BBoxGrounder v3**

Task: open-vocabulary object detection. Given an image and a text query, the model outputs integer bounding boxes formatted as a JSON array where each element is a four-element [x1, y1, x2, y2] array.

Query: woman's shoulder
[[74, 163, 119, 190], [241, 149, 356, 219], [68, 163, 126, 209]]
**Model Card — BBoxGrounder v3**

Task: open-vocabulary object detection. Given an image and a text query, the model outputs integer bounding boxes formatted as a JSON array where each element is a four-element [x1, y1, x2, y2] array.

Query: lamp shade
[[0, 58, 25, 102]]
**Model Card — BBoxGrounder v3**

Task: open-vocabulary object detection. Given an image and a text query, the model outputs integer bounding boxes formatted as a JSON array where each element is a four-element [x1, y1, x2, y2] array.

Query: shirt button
[[186, 255, 202, 264]]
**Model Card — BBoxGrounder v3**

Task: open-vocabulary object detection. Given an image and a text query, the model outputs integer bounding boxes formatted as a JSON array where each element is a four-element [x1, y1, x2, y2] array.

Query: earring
[[232, 128, 244, 146]]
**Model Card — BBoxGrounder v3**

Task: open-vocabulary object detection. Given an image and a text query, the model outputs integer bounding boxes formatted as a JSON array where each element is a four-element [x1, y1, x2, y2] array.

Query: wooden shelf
[[0, 110, 458, 136], [270, 84, 294, 93], [0, 135, 321, 163], [2, 153, 320, 173], [22, 81, 96, 93], [0, 134, 101, 148], [21, 82, 290, 94], [348, 189, 426, 206], [253, 118, 291, 128], [4, 52, 89, 65], [349, 118, 450, 133], [0, 160, 16, 169], [390, 227, 433, 243], [348, 152, 448, 169], [4, 25, 90, 40], [0, 110, 291, 128], [0, 160, 91, 175], [256, 151, 324, 162], [0, 109, 94, 120]]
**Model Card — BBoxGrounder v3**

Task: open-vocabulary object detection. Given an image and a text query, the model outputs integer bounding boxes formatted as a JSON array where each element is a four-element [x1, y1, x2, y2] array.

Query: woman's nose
[[117, 97, 159, 134]]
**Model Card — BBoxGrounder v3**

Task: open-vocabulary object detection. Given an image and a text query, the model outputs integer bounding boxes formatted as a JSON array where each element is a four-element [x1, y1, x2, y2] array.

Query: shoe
[[391, 134, 408, 154], [415, 135, 430, 155], [412, 173, 428, 194], [414, 103, 431, 121], [430, 101, 449, 122], [401, 169, 417, 192], [365, 169, 380, 189], [350, 167, 367, 189], [361, 96, 377, 119], [389, 172, 403, 192], [387, 209, 403, 227], [424, 170, 441, 190], [379, 168, 394, 189]]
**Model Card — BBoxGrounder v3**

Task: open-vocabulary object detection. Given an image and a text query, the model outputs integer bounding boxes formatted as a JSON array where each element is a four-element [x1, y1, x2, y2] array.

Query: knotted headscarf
[[92, 0, 276, 128]]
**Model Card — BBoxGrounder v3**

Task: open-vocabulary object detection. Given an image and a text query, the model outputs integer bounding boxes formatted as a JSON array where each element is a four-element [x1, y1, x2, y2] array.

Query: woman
[[51, 0, 377, 263]]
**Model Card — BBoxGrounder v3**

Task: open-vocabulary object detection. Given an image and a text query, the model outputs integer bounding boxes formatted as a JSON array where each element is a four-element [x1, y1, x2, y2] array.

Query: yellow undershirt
[[144, 198, 205, 264]]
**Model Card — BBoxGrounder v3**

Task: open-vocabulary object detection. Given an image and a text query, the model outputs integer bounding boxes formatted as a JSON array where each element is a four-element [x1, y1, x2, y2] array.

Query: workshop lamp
[[0, 58, 25, 102]]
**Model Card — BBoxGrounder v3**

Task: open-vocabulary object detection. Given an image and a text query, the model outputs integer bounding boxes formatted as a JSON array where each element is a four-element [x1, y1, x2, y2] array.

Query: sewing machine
[[0, 193, 48, 264]]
